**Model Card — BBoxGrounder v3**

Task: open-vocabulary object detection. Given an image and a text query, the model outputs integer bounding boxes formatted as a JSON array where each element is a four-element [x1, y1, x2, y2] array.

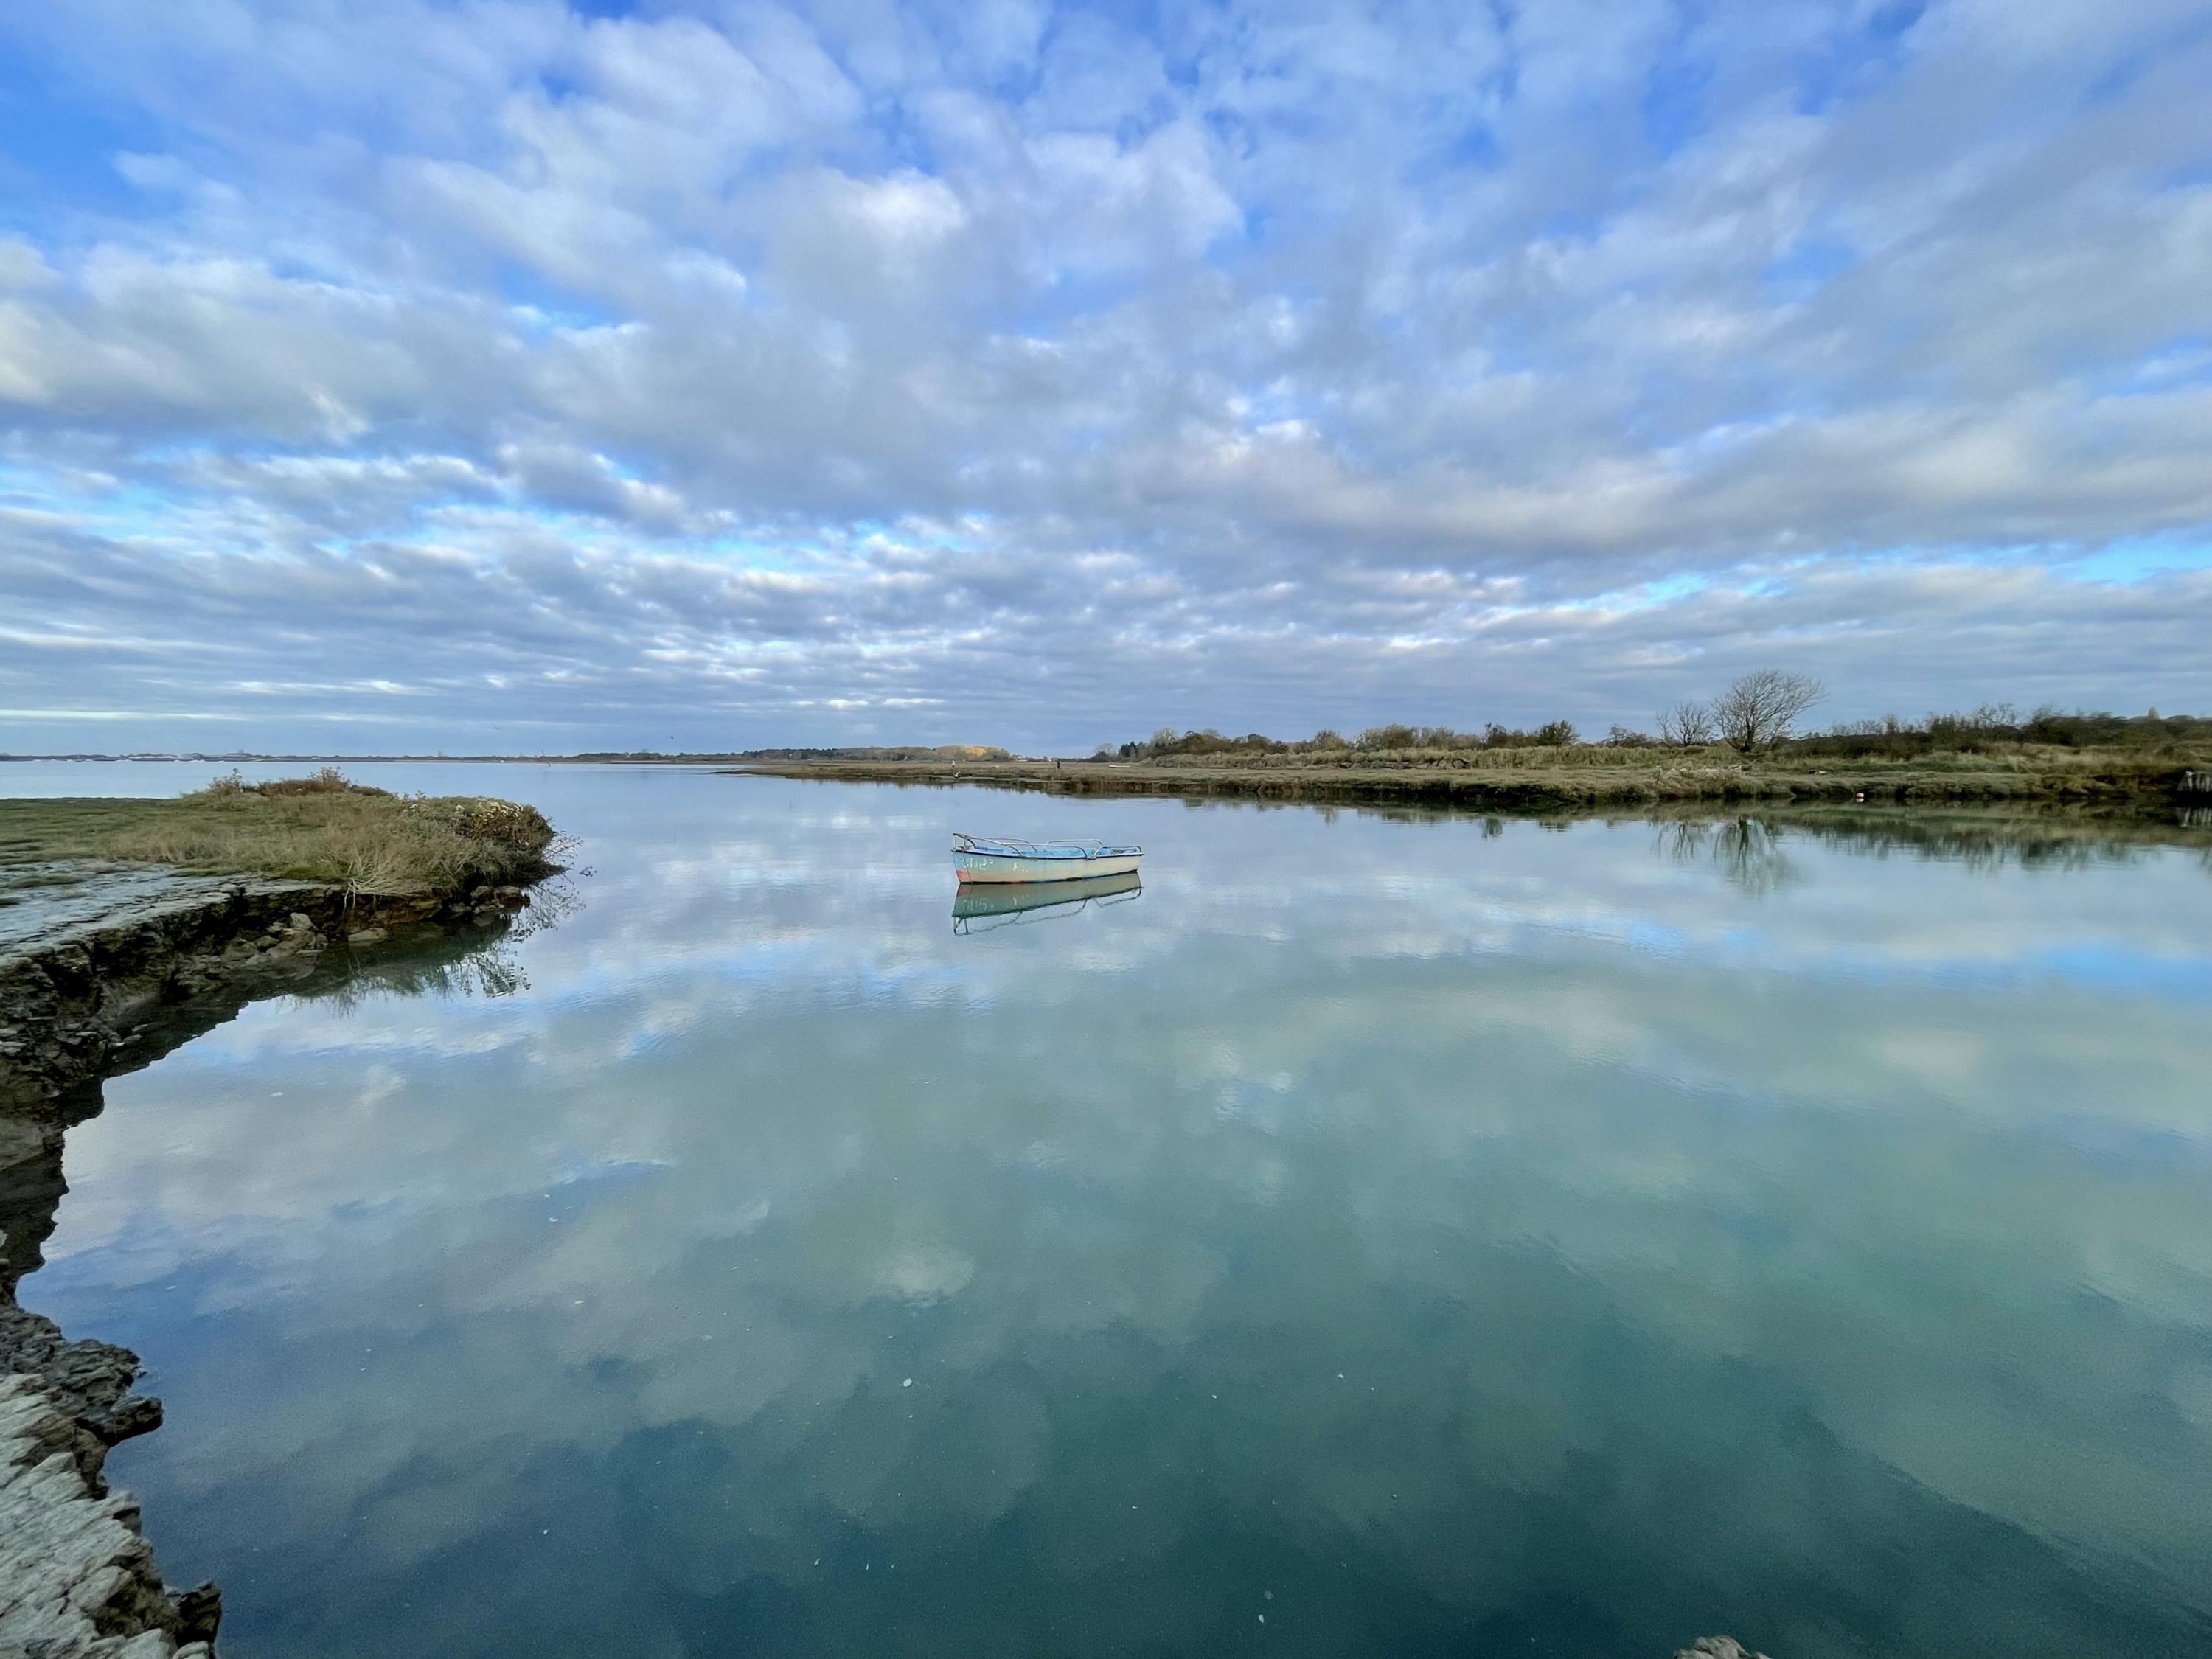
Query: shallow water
[[10, 762, 2212, 1658]]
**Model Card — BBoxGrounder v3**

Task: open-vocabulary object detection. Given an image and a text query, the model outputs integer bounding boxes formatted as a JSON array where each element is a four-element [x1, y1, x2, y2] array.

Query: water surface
[[12, 763, 2212, 1658]]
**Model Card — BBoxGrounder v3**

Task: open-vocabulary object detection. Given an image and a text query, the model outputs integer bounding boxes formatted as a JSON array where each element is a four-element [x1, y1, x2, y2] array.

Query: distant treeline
[[1105, 721, 1584, 758], [1104, 704, 2211, 761], [1786, 706, 2212, 757], [721, 745, 1013, 762]]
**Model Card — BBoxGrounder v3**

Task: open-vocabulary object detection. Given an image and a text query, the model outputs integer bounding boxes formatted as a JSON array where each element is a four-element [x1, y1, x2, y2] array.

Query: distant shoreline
[[10, 749, 2209, 821], [0, 754, 980, 768], [0, 746, 1008, 765], [715, 754, 2212, 818]]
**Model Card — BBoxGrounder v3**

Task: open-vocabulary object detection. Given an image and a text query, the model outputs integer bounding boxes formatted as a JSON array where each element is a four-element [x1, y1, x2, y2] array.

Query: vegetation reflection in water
[[18, 765, 2212, 1659]]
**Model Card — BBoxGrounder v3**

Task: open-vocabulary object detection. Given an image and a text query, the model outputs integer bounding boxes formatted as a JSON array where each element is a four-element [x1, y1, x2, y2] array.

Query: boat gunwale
[[952, 830, 1144, 860]]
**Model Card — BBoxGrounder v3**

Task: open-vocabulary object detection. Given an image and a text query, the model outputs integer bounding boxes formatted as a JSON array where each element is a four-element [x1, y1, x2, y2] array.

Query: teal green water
[[15, 765, 2212, 1658]]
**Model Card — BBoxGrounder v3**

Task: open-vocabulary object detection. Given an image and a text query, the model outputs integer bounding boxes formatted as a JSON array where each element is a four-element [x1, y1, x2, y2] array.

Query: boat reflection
[[952, 871, 1143, 933]]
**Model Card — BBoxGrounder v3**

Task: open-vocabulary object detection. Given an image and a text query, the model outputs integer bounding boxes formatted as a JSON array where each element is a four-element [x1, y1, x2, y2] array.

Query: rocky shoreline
[[1, 868, 544, 1658], [1, 873, 534, 1110]]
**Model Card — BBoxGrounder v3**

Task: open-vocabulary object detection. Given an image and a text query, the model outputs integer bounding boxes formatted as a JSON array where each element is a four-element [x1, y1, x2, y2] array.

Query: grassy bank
[[0, 770, 558, 899], [723, 745, 2211, 813]]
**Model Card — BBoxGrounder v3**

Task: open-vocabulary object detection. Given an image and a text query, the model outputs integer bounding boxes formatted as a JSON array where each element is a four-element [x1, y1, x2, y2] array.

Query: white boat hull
[[953, 849, 1144, 884]]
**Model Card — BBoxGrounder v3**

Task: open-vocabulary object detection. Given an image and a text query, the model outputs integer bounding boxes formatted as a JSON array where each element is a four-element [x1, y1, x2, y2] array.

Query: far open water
[[8, 762, 2212, 1658]]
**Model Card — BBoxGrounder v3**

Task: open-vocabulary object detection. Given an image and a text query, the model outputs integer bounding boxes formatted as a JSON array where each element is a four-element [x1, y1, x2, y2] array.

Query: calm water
[[11, 763, 2212, 1658]]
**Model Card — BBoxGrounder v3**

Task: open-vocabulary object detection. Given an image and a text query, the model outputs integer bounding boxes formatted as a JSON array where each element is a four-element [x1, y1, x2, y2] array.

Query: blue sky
[[2, 0, 2208, 754]]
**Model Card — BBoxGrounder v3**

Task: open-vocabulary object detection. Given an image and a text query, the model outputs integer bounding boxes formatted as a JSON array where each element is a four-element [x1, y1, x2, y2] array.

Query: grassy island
[[0, 769, 558, 900]]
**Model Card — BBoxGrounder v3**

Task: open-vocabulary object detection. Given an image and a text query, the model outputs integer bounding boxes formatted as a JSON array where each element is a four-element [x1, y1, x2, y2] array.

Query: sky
[[1, 0, 2209, 756]]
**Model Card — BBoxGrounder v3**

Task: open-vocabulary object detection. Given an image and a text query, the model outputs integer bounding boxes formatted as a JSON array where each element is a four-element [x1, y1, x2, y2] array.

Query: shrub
[[254, 767, 390, 798], [1357, 724, 1420, 750], [1475, 720, 1579, 748]]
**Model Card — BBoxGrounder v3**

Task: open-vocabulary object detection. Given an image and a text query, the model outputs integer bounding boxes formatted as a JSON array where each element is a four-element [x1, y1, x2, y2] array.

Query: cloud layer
[[3, 1, 2209, 750]]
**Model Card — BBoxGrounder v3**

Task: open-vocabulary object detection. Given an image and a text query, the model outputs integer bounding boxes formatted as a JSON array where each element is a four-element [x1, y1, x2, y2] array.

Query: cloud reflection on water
[[23, 767, 2212, 1659]]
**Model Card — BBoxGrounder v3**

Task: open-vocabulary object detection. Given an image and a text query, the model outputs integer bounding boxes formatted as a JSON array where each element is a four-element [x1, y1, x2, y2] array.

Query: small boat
[[953, 870, 1142, 933], [951, 830, 1143, 884]]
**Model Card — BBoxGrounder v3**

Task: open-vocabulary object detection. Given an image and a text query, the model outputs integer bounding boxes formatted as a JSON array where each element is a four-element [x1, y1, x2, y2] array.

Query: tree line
[[1102, 670, 2210, 760]]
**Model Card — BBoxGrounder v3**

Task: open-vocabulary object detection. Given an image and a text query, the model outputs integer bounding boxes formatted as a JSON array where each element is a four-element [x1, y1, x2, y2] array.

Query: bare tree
[[1656, 700, 1717, 748], [1714, 669, 1826, 753]]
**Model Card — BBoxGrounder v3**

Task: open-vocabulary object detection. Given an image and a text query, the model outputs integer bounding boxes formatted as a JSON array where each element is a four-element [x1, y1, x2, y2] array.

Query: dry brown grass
[[0, 772, 558, 900], [731, 741, 2208, 813], [1103, 740, 2200, 779]]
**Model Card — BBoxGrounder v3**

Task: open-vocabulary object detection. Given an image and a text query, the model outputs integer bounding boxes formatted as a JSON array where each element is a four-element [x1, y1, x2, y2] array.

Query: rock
[[344, 927, 388, 946], [0, 1306, 162, 1447], [493, 886, 529, 908], [1677, 1639, 1771, 1659], [262, 911, 327, 960], [0, 1373, 215, 1656], [175, 1581, 222, 1644]]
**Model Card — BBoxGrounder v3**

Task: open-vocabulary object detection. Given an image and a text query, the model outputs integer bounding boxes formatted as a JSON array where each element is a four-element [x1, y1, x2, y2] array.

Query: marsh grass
[[739, 737, 2210, 813], [1079, 740, 2204, 790], [0, 772, 557, 900]]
